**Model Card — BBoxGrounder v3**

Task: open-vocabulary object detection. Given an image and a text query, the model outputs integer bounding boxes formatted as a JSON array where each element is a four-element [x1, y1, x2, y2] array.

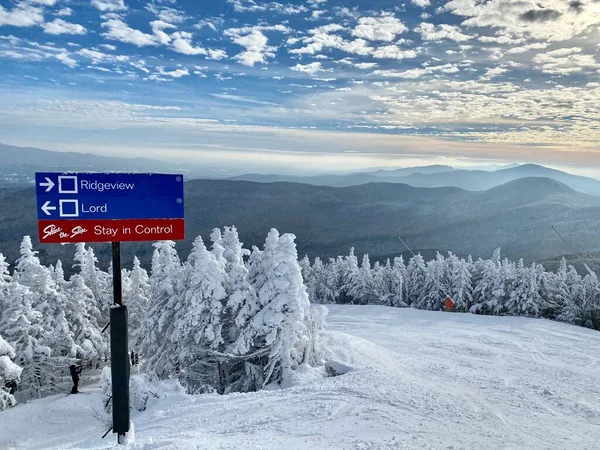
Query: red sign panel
[[38, 219, 185, 244]]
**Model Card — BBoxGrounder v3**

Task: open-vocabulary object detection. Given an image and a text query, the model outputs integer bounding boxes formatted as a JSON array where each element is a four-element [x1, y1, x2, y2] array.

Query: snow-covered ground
[[2, 305, 600, 450]]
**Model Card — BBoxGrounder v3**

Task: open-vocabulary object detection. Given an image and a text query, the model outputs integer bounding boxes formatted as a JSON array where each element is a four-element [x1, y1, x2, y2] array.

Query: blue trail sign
[[35, 172, 185, 244]]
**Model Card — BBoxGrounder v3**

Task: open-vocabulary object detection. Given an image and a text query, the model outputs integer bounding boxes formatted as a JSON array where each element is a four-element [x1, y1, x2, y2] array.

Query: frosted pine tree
[[0, 333, 21, 410], [173, 236, 227, 393], [559, 270, 600, 328], [348, 254, 377, 304], [539, 258, 570, 319], [307, 257, 330, 304], [73, 244, 111, 325], [125, 257, 150, 346], [449, 257, 473, 312], [66, 275, 106, 362], [298, 255, 313, 286], [212, 227, 252, 343], [0, 253, 11, 323], [405, 254, 427, 306], [2, 298, 52, 400], [233, 230, 315, 388], [138, 241, 182, 379], [387, 257, 407, 308]]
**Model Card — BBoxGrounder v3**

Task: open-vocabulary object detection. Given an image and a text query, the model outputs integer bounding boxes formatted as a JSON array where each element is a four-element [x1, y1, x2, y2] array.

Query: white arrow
[[41, 201, 57, 216], [39, 177, 55, 192]]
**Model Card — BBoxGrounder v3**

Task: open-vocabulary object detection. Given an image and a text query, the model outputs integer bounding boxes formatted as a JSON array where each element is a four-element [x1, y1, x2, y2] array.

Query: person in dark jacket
[[4, 379, 17, 395], [69, 364, 83, 394]]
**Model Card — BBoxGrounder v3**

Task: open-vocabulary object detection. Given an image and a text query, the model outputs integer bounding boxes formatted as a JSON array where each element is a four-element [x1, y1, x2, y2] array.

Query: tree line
[[300, 248, 600, 328], [0, 227, 327, 410]]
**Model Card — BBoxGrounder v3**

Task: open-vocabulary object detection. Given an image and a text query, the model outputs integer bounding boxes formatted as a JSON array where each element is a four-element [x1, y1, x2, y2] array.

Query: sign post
[[35, 172, 185, 444]]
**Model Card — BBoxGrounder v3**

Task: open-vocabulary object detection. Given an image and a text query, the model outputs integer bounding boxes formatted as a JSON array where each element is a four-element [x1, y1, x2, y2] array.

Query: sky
[[1, 0, 600, 175]]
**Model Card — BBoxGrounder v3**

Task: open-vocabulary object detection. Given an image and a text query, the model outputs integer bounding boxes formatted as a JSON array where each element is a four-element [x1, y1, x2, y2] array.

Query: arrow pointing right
[[41, 201, 57, 216], [39, 177, 55, 193]]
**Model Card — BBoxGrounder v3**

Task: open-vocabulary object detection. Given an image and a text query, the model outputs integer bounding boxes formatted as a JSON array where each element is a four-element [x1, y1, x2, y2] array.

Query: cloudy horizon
[[1, 0, 599, 176]]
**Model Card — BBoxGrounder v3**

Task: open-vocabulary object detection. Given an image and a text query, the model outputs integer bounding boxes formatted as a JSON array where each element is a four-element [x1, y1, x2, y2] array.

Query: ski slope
[[2, 305, 600, 450]]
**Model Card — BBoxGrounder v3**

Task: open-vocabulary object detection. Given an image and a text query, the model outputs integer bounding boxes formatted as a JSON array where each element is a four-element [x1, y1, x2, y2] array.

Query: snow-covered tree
[[73, 244, 111, 324], [173, 236, 227, 393], [213, 227, 252, 344], [66, 275, 105, 362], [233, 230, 316, 388], [448, 255, 473, 312], [0, 333, 21, 410], [348, 254, 377, 304], [139, 241, 182, 379], [405, 254, 427, 307], [125, 256, 150, 345]]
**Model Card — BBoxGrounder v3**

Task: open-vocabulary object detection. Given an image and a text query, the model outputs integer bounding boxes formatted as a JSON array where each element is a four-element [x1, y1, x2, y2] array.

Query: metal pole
[[112, 242, 122, 306], [110, 242, 130, 444]]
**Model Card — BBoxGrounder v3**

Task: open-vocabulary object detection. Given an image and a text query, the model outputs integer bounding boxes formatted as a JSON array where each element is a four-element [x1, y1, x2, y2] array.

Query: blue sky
[[1, 0, 600, 174]]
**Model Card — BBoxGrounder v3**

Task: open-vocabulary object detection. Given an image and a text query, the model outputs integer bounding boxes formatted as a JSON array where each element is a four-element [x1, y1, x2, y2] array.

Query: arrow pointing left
[[39, 177, 55, 192], [41, 201, 57, 216]]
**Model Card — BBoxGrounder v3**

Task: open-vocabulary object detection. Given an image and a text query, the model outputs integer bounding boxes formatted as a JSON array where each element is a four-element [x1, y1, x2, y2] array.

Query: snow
[[2, 305, 600, 449]]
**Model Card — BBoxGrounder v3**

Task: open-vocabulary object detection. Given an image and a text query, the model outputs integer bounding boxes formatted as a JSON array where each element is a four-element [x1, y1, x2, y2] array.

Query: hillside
[[233, 163, 600, 196], [0, 177, 599, 270], [1, 305, 599, 449], [0, 143, 222, 186]]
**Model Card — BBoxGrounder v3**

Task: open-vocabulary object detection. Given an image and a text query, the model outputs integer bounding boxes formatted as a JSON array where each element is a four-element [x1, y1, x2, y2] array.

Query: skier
[[69, 364, 83, 394], [4, 379, 17, 395], [130, 350, 136, 367]]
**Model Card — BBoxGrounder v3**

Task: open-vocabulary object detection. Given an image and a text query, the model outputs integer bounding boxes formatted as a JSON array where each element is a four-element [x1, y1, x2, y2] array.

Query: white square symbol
[[59, 199, 79, 218], [58, 176, 78, 194]]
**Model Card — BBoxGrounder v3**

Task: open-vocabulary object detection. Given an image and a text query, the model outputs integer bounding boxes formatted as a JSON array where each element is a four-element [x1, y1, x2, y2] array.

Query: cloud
[[532, 47, 598, 75], [91, 0, 127, 12], [354, 62, 378, 70], [372, 45, 418, 60], [228, 0, 307, 14], [161, 67, 189, 78], [171, 31, 207, 55], [55, 8, 72, 17], [373, 63, 460, 78], [196, 17, 225, 31], [225, 25, 290, 66], [506, 42, 549, 54], [146, 4, 187, 24], [291, 62, 325, 75], [519, 9, 562, 23], [411, 0, 430, 7], [29, 0, 56, 5], [208, 49, 228, 60], [480, 66, 508, 80], [444, 0, 600, 42], [150, 20, 176, 45], [351, 16, 407, 42], [288, 24, 345, 55], [102, 18, 159, 46], [415, 22, 472, 42], [43, 19, 87, 35], [0, 3, 44, 27]]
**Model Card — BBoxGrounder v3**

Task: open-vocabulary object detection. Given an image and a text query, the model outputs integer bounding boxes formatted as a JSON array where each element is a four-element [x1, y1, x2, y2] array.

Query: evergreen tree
[[66, 275, 106, 362], [448, 256, 472, 312], [234, 230, 315, 388], [405, 254, 428, 307], [387, 257, 407, 308], [174, 236, 227, 393], [73, 244, 110, 325], [138, 241, 182, 379], [125, 256, 150, 346], [0, 333, 21, 410], [348, 254, 377, 304]]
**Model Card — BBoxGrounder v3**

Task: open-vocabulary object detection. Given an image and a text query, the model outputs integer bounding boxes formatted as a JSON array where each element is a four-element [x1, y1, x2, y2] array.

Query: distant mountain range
[[0, 143, 225, 187], [1, 176, 599, 272], [232, 164, 600, 196]]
